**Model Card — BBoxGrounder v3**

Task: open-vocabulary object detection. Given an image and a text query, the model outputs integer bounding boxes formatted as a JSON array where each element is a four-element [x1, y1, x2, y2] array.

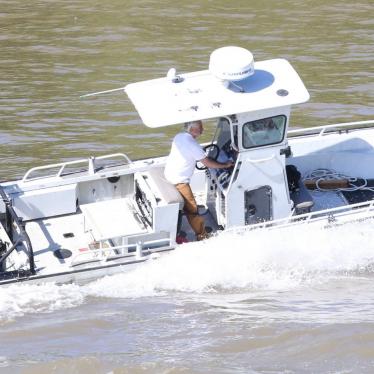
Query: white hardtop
[[125, 55, 310, 128]]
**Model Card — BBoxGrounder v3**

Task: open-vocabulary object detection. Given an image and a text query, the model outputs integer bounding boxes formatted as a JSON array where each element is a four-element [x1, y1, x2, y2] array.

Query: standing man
[[164, 120, 233, 241]]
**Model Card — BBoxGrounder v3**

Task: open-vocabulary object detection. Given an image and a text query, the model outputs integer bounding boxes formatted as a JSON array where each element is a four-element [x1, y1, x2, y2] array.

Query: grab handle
[[246, 154, 275, 163]]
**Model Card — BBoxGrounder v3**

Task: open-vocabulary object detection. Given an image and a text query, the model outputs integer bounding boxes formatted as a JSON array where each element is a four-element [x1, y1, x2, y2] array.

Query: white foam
[[0, 356, 9, 368], [0, 283, 84, 323], [85, 220, 374, 298], [1, 220, 374, 318]]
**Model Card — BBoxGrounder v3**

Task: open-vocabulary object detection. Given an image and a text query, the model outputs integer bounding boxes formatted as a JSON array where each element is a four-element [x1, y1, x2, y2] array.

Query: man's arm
[[200, 157, 234, 169]]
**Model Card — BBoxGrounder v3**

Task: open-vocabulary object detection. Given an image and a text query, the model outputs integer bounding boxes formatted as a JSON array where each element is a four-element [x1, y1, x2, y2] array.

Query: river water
[[1, 0, 374, 373]]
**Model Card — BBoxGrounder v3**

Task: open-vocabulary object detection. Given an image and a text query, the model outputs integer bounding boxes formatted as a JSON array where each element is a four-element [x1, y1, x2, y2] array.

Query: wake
[[1, 219, 374, 322]]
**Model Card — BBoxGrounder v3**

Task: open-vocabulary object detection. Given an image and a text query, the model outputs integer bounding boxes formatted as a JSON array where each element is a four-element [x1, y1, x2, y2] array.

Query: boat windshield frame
[[242, 115, 287, 149]]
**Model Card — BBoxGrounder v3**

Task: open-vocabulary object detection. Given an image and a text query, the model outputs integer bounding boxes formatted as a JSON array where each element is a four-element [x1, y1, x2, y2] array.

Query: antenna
[[79, 86, 126, 99]]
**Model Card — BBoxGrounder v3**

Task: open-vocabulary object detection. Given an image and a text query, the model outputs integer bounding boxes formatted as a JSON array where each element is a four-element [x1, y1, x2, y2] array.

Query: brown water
[[1, 0, 374, 373]]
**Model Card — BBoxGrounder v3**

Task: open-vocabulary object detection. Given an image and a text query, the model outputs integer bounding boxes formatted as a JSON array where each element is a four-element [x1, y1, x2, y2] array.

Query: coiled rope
[[303, 168, 374, 193]]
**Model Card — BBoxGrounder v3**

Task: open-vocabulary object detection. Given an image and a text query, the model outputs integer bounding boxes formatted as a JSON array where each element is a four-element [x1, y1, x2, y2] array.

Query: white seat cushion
[[81, 198, 147, 241], [147, 168, 184, 208]]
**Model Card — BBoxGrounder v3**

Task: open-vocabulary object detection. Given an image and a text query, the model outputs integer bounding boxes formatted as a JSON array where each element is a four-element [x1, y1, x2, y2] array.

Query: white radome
[[209, 46, 255, 82]]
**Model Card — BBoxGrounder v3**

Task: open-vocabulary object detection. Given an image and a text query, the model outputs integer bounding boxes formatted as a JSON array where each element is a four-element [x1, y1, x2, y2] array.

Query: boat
[[1, 46, 373, 286]]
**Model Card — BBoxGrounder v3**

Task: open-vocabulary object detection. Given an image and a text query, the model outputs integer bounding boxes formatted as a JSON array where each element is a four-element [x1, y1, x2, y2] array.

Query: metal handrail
[[288, 119, 374, 138], [22, 153, 132, 182], [0, 186, 35, 274], [225, 198, 374, 235], [70, 237, 171, 266]]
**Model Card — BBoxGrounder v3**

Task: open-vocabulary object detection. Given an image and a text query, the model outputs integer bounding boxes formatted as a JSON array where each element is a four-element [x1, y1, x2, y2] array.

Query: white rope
[[302, 168, 374, 193]]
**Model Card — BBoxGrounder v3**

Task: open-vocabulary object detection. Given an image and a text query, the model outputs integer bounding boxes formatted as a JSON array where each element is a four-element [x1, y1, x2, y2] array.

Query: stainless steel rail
[[70, 237, 172, 267], [288, 120, 374, 138], [226, 198, 374, 235], [22, 153, 132, 182]]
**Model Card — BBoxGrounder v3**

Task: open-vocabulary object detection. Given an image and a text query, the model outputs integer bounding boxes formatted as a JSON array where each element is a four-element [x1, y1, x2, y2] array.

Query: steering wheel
[[196, 143, 220, 170]]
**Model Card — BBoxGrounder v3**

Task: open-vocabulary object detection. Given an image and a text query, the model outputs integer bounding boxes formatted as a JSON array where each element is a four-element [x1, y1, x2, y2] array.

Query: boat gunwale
[[224, 196, 374, 235]]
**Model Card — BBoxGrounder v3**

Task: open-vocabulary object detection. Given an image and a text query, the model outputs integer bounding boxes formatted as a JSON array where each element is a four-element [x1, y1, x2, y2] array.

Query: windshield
[[242, 115, 287, 148]]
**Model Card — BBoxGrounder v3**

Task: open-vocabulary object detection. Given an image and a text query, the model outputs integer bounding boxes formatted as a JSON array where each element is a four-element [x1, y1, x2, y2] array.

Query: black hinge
[[280, 146, 291, 157]]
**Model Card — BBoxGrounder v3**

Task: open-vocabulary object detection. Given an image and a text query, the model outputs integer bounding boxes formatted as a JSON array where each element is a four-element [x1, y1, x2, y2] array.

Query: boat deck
[[25, 213, 93, 273], [311, 190, 348, 211]]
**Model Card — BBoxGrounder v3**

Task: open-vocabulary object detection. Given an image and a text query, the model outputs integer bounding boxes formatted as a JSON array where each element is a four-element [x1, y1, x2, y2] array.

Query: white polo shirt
[[164, 132, 206, 184]]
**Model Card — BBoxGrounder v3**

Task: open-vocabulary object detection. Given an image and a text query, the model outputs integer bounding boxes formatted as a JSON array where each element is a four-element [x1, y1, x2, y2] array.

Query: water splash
[[0, 283, 84, 323], [86, 220, 374, 297], [1, 220, 374, 321]]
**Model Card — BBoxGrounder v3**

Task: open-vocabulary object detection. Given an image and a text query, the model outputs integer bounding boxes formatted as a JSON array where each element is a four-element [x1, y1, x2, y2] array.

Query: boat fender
[[304, 179, 349, 190]]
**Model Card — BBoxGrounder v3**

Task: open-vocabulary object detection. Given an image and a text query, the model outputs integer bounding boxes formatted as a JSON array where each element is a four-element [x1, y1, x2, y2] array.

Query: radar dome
[[209, 46, 255, 82]]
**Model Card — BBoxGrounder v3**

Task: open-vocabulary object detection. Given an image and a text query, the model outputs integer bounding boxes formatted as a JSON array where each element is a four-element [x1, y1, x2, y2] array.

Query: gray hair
[[184, 120, 202, 132]]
